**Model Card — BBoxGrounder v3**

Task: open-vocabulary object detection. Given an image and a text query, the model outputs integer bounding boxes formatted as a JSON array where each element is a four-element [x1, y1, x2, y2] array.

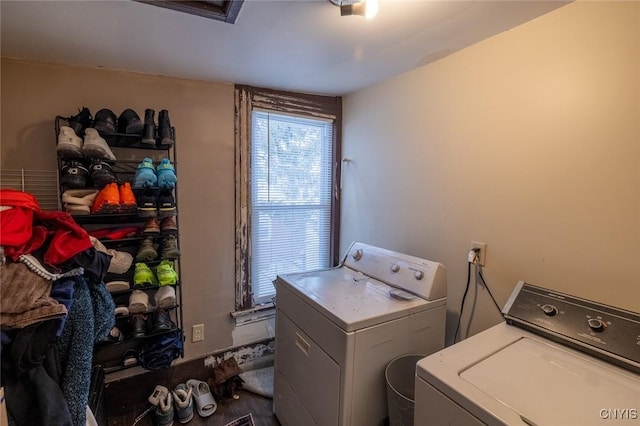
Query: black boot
[[158, 110, 175, 146], [66, 107, 92, 137], [142, 109, 156, 146], [118, 109, 143, 134], [93, 108, 117, 133]]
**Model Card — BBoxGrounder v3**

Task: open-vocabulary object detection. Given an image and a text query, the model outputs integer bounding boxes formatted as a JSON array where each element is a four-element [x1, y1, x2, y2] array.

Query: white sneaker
[[155, 285, 176, 308], [82, 128, 116, 160], [57, 126, 83, 157]]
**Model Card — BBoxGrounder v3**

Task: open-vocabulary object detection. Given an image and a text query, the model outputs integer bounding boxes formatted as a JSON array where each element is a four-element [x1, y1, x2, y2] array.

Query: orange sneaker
[[119, 182, 137, 213], [92, 182, 120, 214]]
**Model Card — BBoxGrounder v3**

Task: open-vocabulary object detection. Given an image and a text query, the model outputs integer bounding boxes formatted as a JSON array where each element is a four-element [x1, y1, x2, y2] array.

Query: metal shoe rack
[[55, 116, 184, 373]]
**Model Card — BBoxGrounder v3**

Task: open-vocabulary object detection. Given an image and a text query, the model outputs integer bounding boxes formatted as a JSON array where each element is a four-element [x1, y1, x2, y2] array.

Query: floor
[[108, 389, 280, 426]]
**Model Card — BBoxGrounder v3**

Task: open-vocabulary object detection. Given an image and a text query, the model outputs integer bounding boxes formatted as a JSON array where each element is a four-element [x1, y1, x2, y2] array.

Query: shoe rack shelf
[[55, 113, 185, 374]]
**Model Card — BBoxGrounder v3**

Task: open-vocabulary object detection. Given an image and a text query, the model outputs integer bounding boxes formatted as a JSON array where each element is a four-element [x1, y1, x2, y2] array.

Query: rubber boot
[[142, 109, 156, 146], [158, 110, 175, 146]]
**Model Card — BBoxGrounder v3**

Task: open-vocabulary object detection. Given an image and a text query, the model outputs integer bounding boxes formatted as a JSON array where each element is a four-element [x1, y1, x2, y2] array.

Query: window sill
[[230, 302, 275, 326]]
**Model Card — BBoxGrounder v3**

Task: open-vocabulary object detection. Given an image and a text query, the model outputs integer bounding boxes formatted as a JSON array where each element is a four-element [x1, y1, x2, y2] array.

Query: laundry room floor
[[108, 389, 280, 425]]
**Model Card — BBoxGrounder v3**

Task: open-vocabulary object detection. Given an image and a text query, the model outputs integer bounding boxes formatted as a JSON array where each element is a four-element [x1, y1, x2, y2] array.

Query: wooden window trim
[[234, 85, 342, 310]]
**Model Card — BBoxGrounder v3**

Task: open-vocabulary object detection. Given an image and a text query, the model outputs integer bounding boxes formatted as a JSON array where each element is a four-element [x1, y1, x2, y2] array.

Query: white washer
[[415, 281, 640, 426], [273, 242, 447, 426]]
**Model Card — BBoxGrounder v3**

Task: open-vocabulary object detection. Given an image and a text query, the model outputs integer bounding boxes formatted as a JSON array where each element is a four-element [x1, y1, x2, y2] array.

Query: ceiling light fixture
[[329, 0, 379, 19]]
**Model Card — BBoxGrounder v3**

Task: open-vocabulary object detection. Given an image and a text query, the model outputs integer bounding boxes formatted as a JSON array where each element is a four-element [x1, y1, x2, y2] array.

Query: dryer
[[415, 281, 640, 425], [273, 242, 447, 426]]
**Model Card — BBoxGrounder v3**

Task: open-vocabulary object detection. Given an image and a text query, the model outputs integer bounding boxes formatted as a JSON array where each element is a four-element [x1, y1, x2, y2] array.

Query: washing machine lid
[[276, 266, 444, 332], [417, 323, 640, 426]]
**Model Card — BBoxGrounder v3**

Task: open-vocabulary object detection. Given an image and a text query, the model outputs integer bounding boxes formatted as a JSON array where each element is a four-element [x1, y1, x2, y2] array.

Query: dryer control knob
[[390, 263, 400, 273], [414, 270, 424, 280], [588, 318, 605, 332], [351, 249, 363, 261], [541, 304, 558, 316]]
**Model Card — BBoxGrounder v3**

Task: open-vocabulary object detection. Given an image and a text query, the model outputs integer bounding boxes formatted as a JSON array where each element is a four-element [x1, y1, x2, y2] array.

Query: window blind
[[250, 111, 333, 302]]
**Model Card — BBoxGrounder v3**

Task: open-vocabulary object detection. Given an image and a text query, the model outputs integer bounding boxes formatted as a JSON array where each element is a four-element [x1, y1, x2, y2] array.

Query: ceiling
[[0, 0, 568, 96]]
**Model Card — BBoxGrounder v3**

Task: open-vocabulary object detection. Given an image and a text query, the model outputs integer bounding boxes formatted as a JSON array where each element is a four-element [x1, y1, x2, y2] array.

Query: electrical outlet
[[192, 324, 204, 342], [471, 241, 487, 266]]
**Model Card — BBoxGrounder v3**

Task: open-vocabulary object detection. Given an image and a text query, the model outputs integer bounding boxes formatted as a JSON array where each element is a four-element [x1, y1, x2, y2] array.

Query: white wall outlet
[[471, 241, 487, 266], [192, 324, 205, 342]]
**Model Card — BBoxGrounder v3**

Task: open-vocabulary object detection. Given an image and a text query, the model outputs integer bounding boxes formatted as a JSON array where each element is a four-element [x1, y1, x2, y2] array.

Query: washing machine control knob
[[414, 270, 424, 280], [588, 318, 605, 332], [351, 249, 363, 261], [541, 304, 558, 316], [390, 263, 400, 273]]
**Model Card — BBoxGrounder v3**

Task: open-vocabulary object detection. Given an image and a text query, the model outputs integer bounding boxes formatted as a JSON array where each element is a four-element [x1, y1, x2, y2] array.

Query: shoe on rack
[[57, 126, 84, 157], [172, 383, 194, 424], [159, 235, 180, 260], [60, 160, 90, 189], [137, 189, 158, 218], [122, 349, 139, 367], [160, 216, 178, 235], [62, 188, 98, 215], [99, 326, 124, 344], [154, 388, 174, 426], [128, 313, 148, 338], [83, 128, 116, 160], [91, 182, 120, 214], [155, 285, 176, 308], [132, 158, 157, 188], [156, 259, 179, 285], [142, 109, 156, 147], [158, 109, 175, 146], [88, 159, 118, 188], [65, 106, 93, 137], [135, 236, 158, 262], [156, 158, 177, 189], [119, 182, 137, 213], [153, 308, 176, 333], [143, 217, 161, 234], [128, 289, 151, 313], [157, 189, 177, 218], [117, 108, 144, 134], [134, 263, 158, 287], [92, 108, 117, 134]]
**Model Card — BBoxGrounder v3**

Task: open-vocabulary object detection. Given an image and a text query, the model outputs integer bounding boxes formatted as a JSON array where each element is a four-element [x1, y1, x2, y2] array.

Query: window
[[235, 86, 342, 310]]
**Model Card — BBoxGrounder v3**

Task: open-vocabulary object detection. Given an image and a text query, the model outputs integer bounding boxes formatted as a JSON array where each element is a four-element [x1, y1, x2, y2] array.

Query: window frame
[[234, 85, 342, 311]]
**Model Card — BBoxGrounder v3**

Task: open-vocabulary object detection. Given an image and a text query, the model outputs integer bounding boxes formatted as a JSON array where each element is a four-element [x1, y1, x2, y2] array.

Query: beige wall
[[341, 1, 640, 343], [1, 60, 243, 365]]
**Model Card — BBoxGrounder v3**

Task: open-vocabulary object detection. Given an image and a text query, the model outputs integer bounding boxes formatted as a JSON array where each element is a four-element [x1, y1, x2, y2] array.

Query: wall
[[341, 1, 640, 344], [0, 60, 267, 370]]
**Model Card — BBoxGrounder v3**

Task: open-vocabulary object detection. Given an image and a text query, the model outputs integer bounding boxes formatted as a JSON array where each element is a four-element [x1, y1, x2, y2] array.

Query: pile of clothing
[[0, 189, 115, 426]]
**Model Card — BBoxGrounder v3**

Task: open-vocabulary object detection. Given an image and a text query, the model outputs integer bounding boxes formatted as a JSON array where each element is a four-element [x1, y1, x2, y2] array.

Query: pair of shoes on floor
[[57, 126, 116, 161], [186, 379, 217, 418], [92, 182, 137, 214], [142, 216, 178, 236], [150, 381, 193, 425], [136, 236, 181, 262], [60, 158, 117, 189], [133, 158, 177, 189], [137, 188, 177, 218]]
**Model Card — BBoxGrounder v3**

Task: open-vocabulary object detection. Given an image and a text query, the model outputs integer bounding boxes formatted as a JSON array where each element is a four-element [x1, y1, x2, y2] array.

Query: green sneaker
[[156, 260, 179, 286], [134, 262, 158, 286]]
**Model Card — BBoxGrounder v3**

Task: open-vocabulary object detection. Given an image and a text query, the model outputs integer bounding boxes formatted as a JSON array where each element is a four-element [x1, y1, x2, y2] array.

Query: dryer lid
[[276, 266, 444, 332]]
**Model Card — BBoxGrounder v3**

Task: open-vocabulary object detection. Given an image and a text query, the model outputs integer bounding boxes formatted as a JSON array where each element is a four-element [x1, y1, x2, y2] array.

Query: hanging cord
[[478, 269, 502, 313], [453, 260, 472, 343]]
